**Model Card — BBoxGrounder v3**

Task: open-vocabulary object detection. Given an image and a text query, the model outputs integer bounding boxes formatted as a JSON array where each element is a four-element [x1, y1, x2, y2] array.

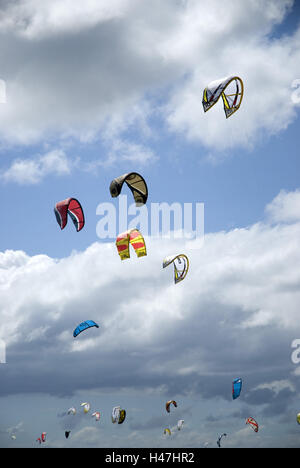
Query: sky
[[0, 0, 300, 448]]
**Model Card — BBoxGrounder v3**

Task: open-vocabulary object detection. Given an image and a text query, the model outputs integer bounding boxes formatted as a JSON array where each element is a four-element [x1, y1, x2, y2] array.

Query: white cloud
[[0, 0, 298, 157], [265, 189, 300, 223], [103, 139, 157, 167], [253, 379, 296, 395], [0, 189, 299, 402], [1, 149, 72, 184], [165, 1, 300, 152], [0, 0, 134, 38]]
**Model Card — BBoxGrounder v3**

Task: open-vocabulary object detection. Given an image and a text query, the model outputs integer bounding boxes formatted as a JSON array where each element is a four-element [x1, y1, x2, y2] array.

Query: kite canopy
[[37, 432, 47, 444], [202, 76, 244, 118], [65, 431, 71, 439], [246, 417, 259, 432], [217, 433, 227, 448], [81, 402, 91, 414], [92, 412, 101, 421], [54, 198, 85, 232], [110, 172, 148, 206], [163, 254, 189, 284], [164, 428, 171, 436], [118, 409, 126, 425], [177, 420, 184, 431], [166, 400, 177, 413], [232, 378, 242, 400], [112, 406, 126, 424], [297, 413, 300, 425], [116, 228, 147, 260], [73, 321, 99, 338], [112, 406, 121, 424]]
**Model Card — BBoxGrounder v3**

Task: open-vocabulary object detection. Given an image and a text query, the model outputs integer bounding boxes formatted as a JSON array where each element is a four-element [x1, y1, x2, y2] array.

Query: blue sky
[[0, 0, 300, 448], [0, 116, 299, 258]]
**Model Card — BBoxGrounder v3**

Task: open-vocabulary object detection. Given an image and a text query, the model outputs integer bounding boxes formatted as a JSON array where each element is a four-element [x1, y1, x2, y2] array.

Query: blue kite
[[73, 320, 99, 338], [232, 378, 242, 400]]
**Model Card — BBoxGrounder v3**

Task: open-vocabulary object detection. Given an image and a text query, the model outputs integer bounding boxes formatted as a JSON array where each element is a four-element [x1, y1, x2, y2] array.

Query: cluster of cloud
[[0, 0, 299, 165], [0, 149, 72, 184], [266, 189, 300, 224], [0, 189, 299, 447]]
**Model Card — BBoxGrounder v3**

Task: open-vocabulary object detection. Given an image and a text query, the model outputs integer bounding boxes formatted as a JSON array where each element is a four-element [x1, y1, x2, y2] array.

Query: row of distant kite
[[164, 420, 184, 437], [66, 404, 126, 424], [36, 404, 126, 444], [27, 385, 261, 446], [38, 400, 180, 444]]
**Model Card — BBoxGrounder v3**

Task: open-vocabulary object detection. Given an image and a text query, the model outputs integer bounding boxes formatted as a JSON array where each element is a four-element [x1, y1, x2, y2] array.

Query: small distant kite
[[111, 406, 126, 424], [112, 406, 121, 424], [118, 409, 126, 425], [54, 198, 85, 232], [246, 417, 259, 433], [297, 413, 300, 425], [116, 228, 147, 260], [232, 378, 242, 400], [110, 172, 148, 206], [217, 433, 227, 448], [73, 320, 99, 338], [202, 76, 244, 119], [92, 412, 101, 422], [81, 402, 91, 414], [166, 400, 177, 413], [177, 420, 184, 431], [65, 431, 71, 439], [163, 254, 189, 284], [36, 432, 47, 444], [164, 428, 171, 436]]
